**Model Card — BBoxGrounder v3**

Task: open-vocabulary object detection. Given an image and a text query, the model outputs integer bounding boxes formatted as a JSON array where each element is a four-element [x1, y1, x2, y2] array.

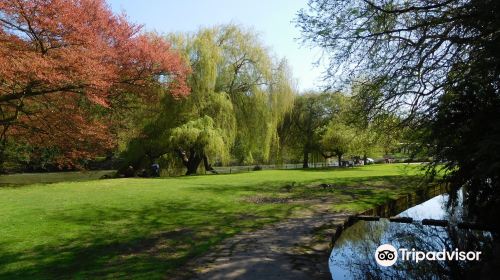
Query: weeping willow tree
[[209, 25, 296, 164], [122, 25, 295, 175]]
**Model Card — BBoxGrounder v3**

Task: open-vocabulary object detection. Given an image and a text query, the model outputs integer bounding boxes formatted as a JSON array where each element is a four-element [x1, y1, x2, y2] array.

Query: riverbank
[[0, 170, 115, 186], [175, 180, 446, 280]]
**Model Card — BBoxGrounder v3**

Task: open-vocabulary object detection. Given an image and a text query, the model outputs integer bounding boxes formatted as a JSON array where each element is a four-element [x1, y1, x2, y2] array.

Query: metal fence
[[210, 162, 339, 174]]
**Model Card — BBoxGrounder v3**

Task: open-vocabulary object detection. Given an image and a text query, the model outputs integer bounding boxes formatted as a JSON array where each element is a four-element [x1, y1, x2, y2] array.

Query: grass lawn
[[0, 164, 427, 279], [0, 170, 115, 186]]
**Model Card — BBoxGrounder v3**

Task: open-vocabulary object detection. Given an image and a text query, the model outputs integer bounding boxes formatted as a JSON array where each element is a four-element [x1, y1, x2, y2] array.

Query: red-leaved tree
[[0, 0, 189, 168]]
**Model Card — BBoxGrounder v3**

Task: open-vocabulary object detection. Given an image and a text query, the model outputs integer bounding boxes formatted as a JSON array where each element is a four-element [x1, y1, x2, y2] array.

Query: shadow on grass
[[0, 170, 426, 279], [0, 199, 297, 280], [192, 174, 425, 197]]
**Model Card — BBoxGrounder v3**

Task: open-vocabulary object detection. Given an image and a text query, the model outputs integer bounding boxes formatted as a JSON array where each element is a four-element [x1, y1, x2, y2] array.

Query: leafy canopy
[[0, 0, 189, 167]]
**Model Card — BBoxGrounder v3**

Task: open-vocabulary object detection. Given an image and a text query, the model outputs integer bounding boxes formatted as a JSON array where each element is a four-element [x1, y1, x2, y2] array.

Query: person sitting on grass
[[151, 163, 160, 177]]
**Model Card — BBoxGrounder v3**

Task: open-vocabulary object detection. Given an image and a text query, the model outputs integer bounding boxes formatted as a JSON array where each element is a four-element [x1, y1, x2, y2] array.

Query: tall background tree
[[297, 0, 500, 228], [321, 122, 357, 166], [280, 90, 398, 168], [279, 92, 336, 168], [123, 25, 295, 175], [0, 0, 189, 170]]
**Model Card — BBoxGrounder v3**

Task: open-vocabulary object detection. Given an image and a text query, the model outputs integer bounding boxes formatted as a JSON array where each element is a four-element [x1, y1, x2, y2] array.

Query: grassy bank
[[0, 164, 426, 279], [0, 170, 115, 186]]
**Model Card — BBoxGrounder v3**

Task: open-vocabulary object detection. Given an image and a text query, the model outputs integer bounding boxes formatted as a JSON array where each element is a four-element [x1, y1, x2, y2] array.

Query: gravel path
[[174, 201, 352, 280]]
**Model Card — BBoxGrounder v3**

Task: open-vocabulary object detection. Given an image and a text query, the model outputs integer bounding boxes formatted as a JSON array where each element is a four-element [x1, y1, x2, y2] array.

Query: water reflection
[[329, 190, 494, 279]]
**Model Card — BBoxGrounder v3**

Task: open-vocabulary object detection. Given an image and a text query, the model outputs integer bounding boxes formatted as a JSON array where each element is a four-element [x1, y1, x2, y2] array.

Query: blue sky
[[107, 0, 324, 92]]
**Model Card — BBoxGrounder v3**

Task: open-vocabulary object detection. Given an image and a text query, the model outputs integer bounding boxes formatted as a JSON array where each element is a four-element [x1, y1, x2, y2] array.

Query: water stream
[[329, 189, 494, 279]]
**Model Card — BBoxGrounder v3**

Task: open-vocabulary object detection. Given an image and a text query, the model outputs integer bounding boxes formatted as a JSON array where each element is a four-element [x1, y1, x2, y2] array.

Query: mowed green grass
[[0, 170, 115, 186], [0, 164, 426, 279]]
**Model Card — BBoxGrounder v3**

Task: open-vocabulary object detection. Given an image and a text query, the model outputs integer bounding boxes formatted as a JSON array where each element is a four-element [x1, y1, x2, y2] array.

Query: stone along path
[[175, 200, 352, 280]]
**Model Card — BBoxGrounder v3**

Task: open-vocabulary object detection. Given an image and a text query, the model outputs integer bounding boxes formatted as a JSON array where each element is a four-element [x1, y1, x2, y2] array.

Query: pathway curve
[[174, 200, 352, 280]]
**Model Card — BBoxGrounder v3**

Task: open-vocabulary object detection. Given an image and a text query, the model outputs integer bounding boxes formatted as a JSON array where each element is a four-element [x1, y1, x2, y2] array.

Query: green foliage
[[346, 81, 405, 158], [298, 0, 500, 228], [372, 113, 404, 155], [1, 141, 60, 171], [280, 87, 404, 166], [426, 57, 500, 227], [280, 92, 338, 165], [175, 25, 295, 164], [321, 122, 357, 160], [170, 116, 229, 164], [123, 25, 295, 173]]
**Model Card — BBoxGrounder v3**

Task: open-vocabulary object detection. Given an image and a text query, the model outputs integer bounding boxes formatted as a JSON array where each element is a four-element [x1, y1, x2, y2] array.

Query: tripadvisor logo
[[375, 244, 482, 267], [375, 244, 398, 266]]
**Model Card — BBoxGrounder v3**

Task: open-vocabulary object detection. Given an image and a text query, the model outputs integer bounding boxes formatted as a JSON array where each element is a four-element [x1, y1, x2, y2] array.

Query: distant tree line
[[119, 26, 406, 176], [0, 1, 405, 176]]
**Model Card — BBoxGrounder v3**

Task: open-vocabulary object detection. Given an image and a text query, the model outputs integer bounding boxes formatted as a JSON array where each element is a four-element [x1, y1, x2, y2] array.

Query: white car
[[366, 158, 375, 164]]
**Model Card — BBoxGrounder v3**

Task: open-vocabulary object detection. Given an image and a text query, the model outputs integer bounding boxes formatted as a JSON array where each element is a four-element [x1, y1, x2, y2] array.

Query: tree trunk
[[0, 142, 6, 173], [185, 157, 202, 175], [303, 148, 309, 168], [338, 153, 343, 167], [176, 147, 203, 175], [363, 153, 367, 165], [0, 125, 10, 173], [203, 155, 218, 174]]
